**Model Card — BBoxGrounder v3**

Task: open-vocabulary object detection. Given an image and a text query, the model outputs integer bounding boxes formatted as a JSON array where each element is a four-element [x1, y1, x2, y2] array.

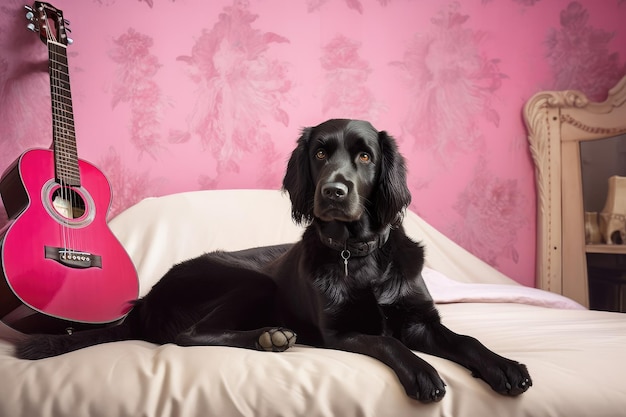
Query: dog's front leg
[[401, 321, 532, 396], [325, 333, 447, 403]]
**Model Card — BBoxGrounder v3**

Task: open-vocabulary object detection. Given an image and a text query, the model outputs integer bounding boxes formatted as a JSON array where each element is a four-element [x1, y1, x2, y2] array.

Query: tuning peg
[[25, 5, 33, 20], [67, 37, 73, 45], [24, 5, 35, 32]]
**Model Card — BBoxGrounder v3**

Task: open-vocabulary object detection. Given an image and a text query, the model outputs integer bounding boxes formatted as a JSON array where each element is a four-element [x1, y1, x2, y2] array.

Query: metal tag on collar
[[341, 248, 351, 277]]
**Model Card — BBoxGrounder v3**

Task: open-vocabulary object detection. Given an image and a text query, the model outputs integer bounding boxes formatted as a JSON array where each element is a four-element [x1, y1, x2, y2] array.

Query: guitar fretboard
[[49, 40, 80, 186]]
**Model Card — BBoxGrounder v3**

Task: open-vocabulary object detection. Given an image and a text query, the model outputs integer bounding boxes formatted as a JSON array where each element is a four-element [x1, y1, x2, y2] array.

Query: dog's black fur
[[16, 119, 532, 402]]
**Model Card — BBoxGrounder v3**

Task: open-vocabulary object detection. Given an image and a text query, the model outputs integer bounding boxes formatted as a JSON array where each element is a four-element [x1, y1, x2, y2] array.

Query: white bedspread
[[422, 267, 585, 310]]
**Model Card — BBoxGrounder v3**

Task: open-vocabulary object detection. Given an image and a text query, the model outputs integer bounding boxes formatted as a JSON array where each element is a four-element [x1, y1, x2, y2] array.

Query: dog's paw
[[396, 361, 446, 403], [414, 371, 447, 403], [473, 358, 532, 396], [256, 328, 297, 352]]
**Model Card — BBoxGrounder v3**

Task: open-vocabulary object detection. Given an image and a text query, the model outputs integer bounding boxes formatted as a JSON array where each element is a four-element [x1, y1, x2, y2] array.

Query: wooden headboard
[[523, 75, 626, 307]]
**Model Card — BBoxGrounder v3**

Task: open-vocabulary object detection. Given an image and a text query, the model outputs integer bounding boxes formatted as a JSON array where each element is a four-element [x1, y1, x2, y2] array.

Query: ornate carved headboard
[[523, 75, 626, 308]]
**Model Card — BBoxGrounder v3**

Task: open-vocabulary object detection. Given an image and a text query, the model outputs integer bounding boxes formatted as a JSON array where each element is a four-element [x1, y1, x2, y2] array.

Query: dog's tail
[[14, 305, 140, 360]]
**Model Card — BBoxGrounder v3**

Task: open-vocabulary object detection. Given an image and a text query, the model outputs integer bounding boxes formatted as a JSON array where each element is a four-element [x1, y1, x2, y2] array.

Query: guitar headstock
[[25, 1, 72, 46]]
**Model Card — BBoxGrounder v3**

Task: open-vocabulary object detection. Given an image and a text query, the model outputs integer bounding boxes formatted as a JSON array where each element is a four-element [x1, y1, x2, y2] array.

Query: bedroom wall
[[1, 0, 625, 287]]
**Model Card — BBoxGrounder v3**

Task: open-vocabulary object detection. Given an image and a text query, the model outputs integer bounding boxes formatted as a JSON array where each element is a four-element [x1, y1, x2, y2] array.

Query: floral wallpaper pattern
[[392, 2, 504, 157], [0, 0, 625, 287], [547, 1, 626, 100], [110, 28, 164, 159]]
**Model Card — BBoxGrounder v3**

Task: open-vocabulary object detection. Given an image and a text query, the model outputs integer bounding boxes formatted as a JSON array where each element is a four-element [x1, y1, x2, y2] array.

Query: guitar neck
[[49, 40, 80, 187]]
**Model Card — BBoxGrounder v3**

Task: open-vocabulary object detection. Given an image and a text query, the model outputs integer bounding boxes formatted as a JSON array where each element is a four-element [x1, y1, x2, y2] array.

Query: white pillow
[[109, 189, 518, 298]]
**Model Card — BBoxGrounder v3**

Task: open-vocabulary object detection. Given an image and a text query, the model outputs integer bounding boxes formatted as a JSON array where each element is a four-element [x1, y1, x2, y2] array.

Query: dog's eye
[[359, 152, 371, 163], [315, 149, 327, 160]]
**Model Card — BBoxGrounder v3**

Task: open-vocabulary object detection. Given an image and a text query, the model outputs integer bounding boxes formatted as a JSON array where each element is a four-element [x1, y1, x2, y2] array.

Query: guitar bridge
[[44, 246, 102, 269]]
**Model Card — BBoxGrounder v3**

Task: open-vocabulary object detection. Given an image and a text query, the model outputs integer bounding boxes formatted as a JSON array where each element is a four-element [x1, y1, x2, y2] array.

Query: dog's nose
[[321, 182, 348, 200]]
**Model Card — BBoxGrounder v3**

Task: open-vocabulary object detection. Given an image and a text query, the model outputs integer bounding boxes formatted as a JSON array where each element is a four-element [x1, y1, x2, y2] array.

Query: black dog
[[16, 119, 532, 403]]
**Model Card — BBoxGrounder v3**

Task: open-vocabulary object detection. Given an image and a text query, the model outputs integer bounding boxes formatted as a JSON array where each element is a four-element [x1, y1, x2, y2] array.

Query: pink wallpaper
[[1, 0, 625, 287]]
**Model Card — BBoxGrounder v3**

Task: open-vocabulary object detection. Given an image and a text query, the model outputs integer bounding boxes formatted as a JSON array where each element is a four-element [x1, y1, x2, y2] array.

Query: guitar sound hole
[[51, 187, 86, 219]]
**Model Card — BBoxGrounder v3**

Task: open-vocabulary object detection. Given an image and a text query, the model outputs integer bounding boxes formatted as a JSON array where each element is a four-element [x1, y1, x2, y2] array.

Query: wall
[[1, 0, 625, 287]]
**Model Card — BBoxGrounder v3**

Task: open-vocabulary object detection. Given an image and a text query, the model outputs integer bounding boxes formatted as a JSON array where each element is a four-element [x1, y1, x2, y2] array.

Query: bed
[[0, 188, 625, 417]]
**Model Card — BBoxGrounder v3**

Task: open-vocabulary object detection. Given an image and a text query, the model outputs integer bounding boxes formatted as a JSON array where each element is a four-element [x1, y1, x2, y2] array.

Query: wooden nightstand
[[587, 251, 626, 312]]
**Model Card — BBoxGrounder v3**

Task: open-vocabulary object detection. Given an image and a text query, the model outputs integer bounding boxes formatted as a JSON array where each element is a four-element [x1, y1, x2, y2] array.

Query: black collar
[[319, 225, 391, 257]]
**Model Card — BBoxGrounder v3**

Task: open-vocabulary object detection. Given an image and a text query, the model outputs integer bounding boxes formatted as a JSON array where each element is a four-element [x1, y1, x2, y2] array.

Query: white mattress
[[0, 190, 624, 417]]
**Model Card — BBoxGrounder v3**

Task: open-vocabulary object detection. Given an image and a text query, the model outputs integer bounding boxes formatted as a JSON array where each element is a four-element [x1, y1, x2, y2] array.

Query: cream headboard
[[523, 75, 626, 308]]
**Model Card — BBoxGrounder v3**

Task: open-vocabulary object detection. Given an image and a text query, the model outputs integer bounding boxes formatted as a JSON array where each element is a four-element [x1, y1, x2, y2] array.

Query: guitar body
[[0, 149, 139, 333]]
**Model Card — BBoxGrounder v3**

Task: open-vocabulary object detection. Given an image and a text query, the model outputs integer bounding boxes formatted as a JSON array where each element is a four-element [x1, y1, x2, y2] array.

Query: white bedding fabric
[[422, 267, 585, 310], [0, 189, 625, 417]]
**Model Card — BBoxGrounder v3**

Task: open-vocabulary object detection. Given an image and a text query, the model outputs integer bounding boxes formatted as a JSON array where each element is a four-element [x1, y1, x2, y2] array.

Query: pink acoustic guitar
[[0, 2, 138, 334]]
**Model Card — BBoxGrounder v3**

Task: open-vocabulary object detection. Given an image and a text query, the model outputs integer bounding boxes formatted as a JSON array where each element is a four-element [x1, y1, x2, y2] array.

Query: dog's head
[[282, 119, 411, 227]]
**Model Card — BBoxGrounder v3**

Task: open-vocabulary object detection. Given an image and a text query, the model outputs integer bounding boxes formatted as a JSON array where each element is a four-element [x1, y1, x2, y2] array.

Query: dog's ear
[[282, 127, 315, 224], [374, 131, 412, 226]]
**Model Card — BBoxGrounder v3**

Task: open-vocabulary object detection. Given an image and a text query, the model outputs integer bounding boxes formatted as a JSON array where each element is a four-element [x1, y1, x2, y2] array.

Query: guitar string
[[61, 44, 77, 259], [51, 39, 76, 258], [51, 42, 67, 256], [49, 29, 66, 258]]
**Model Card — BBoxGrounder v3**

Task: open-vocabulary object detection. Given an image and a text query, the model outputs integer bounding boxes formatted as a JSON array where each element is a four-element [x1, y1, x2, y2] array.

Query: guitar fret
[[54, 136, 76, 146], [51, 115, 75, 126], [54, 149, 78, 160], [51, 109, 73, 117], [52, 117, 75, 129], [51, 109, 73, 120], [55, 146, 77, 154], [48, 40, 80, 187], [54, 147, 78, 156], [50, 83, 71, 96]]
